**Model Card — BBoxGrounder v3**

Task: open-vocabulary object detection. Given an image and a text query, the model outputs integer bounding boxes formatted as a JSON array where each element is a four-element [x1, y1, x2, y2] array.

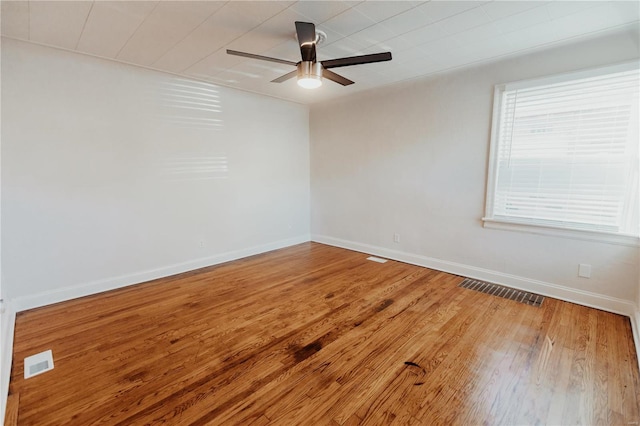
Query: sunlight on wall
[[162, 156, 229, 181], [155, 77, 228, 181], [157, 78, 223, 130], [2, 37, 311, 304]]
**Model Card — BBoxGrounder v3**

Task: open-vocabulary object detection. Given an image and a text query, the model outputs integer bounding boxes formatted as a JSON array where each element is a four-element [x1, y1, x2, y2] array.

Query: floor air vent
[[459, 278, 544, 307], [24, 349, 54, 379]]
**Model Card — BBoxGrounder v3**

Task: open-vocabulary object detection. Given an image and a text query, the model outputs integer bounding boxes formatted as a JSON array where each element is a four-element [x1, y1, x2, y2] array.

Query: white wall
[[311, 30, 639, 305], [1, 38, 310, 306], [0, 30, 7, 425], [636, 255, 640, 351]]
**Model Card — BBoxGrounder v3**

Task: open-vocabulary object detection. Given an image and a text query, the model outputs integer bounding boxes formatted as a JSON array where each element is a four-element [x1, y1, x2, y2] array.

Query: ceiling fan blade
[[271, 70, 298, 83], [226, 49, 298, 66], [321, 52, 392, 69], [295, 21, 317, 62], [322, 69, 354, 86]]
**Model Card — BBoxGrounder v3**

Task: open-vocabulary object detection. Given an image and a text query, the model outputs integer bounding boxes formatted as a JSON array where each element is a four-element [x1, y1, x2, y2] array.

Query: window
[[484, 62, 639, 245]]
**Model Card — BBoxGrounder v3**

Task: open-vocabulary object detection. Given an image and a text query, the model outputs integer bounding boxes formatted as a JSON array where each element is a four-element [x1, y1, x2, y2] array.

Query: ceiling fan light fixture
[[226, 21, 391, 89], [297, 61, 323, 89], [297, 76, 322, 89]]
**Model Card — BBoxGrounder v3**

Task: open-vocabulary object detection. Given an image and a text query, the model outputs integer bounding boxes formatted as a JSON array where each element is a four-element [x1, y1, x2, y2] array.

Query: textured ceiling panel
[[1, 0, 638, 104]]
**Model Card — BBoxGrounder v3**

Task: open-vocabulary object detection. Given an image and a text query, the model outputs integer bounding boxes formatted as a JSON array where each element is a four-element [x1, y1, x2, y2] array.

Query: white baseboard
[[2, 235, 310, 423], [313, 234, 640, 368], [5, 233, 639, 402], [311, 234, 637, 318], [1, 299, 17, 426], [13, 234, 310, 312]]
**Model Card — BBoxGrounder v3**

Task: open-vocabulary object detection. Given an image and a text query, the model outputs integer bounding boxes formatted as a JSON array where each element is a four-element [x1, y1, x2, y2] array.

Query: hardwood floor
[[7, 242, 640, 425]]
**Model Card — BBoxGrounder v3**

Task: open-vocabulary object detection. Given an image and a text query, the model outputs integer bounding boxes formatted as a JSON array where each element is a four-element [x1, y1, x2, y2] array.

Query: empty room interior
[[1, 0, 640, 424]]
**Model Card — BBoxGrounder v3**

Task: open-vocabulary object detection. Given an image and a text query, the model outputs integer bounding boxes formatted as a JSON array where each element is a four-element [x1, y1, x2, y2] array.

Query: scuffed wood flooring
[[8, 242, 640, 425]]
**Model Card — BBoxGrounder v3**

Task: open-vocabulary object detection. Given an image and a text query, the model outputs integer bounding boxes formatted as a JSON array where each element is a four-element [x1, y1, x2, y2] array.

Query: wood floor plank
[[7, 242, 640, 425], [274, 276, 463, 425], [498, 298, 554, 425], [356, 292, 499, 424], [407, 299, 521, 424], [451, 297, 536, 424], [114, 264, 429, 425], [4, 393, 19, 426], [198, 270, 448, 425], [508, 298, 559, 424]]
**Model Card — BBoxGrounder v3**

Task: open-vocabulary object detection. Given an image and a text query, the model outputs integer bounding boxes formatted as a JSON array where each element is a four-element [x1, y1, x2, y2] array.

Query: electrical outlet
[[393, 233, 400, 243], [578, 263, 591, 278], [198, 239, 205, 248]]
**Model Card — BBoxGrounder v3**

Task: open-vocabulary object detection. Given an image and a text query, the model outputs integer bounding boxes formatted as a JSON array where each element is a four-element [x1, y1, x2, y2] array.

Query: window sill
[[482, 217, 640, 247]]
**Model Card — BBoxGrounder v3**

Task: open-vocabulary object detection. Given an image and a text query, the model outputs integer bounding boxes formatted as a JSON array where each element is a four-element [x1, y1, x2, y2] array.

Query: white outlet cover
[[24, 349, 54, 379], [578, 263, 592, 278]]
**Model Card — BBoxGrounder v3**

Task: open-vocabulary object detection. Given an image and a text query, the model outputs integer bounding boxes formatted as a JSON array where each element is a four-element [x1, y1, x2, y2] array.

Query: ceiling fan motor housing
[[226, 21, 391, 88], [298, 61, 323, 79]]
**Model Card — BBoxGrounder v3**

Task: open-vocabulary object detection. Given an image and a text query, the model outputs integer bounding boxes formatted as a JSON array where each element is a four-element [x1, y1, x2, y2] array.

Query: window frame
[[483, 61, 640, 247]]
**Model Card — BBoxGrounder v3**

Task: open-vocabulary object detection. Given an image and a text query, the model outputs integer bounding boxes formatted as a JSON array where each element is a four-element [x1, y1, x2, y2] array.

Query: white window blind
[[486, 63, 640, 239]]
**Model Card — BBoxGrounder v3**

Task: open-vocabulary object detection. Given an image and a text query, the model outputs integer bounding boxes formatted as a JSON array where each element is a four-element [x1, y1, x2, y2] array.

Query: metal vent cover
[[459, 278, 544, 307]]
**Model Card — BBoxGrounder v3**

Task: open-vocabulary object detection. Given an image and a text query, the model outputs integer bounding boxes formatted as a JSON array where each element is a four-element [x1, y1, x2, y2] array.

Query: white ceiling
[[2, 1, 639, 104]]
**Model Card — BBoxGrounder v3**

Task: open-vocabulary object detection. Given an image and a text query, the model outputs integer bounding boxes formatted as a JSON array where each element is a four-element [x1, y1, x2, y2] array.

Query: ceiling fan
[[226, 21, 392, 89]]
